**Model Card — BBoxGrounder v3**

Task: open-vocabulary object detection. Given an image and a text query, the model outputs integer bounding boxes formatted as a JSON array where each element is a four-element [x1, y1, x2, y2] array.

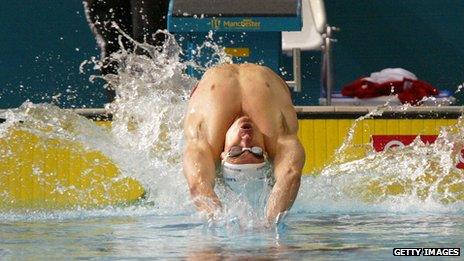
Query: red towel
[[342, 77, 439, 105]]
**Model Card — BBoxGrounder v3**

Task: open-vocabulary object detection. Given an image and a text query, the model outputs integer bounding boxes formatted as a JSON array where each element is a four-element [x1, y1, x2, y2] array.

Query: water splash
[[0, 30, 232, 217], [1, 30, 464, 222], [295, 104, 464, 214]]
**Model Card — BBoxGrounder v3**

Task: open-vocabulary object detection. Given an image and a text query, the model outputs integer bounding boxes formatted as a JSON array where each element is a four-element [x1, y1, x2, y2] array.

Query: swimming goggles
[[227, 146, 264, 158]]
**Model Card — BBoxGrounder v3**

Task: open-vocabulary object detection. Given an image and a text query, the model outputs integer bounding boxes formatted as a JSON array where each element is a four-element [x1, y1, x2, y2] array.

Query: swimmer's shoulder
[[202, 63, 290, 94], [238, 63, 269, 75], [203, 63, 274, 79], [239, 64, 291, 95], [202, 63, 240, 79], [204, 63, 267, 78]]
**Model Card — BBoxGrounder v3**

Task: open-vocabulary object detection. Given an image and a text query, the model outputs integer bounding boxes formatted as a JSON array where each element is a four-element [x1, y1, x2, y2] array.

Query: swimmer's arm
[[266, 135, 305, 224], [183, 139, 222, 217]]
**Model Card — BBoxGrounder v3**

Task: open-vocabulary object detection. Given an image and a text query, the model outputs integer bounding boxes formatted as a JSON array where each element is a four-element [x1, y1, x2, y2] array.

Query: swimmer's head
[[221, 116, 266, 164]]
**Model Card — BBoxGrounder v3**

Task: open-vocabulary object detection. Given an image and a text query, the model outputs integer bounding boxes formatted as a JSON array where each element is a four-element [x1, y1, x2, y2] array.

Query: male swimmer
[[183, 64, 305, 224]]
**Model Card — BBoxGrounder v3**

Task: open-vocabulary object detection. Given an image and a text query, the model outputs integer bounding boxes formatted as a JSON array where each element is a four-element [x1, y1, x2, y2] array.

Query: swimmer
[[183, 64, 305, 224]]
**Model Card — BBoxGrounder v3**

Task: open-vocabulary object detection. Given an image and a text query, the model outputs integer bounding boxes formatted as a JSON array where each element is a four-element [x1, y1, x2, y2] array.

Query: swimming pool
[[1, 34, 463, 260], [1, 201, 463, 259]]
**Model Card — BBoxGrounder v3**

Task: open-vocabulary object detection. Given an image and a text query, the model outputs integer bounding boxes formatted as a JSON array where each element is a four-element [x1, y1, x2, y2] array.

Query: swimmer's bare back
[[185, 63, 298, 160]]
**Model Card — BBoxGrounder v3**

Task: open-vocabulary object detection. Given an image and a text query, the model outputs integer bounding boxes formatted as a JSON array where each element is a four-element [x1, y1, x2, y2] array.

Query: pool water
[[1, 207, 463, 259]]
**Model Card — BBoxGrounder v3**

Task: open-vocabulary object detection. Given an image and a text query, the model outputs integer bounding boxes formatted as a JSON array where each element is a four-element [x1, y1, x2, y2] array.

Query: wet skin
[[183, 63, 305, 223]]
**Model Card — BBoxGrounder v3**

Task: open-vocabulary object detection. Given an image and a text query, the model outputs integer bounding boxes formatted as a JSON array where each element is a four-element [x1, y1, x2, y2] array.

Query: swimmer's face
[[222, 116, 266, 164]]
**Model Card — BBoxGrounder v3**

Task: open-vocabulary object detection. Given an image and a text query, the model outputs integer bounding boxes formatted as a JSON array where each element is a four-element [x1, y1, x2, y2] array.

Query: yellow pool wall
[[0, 107, 461, 209], [298, 118, 456, 174]]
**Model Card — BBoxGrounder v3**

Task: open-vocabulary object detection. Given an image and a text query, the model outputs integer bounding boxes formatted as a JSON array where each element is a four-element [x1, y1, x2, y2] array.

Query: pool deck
[[1, 106, 463, 121], [295, 106, 464, 119], [295, 106, 464, 113]]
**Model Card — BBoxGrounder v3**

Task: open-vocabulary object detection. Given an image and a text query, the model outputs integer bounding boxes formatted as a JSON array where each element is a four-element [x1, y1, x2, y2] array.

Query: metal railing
[[286, 24, 339, 105]]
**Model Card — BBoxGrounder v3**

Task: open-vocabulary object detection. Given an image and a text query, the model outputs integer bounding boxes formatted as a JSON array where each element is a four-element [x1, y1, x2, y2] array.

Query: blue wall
[[284, 0, 464, 105], [1, 1, 464, 108], [0, 0, 106, 109], [327, 0, 464, 96]]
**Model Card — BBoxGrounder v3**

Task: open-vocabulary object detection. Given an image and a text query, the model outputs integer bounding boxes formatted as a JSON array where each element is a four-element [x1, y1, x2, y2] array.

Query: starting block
[[167, 0, 302, 76]]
